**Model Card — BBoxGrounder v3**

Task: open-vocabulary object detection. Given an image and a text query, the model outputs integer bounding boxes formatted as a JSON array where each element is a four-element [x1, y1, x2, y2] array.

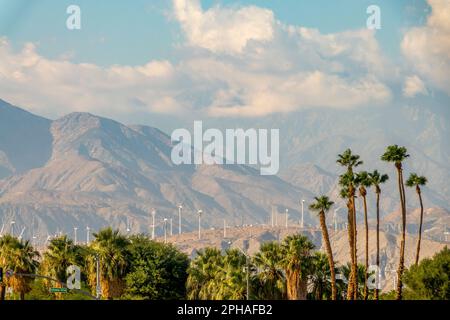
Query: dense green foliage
[[124, 235, 189, 299], [403, 247, 449, 300]]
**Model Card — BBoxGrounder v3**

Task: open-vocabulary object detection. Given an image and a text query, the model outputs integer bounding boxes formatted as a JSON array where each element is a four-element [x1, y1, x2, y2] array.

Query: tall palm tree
[[41, 235, 81, 299], [89, 228, 130, 299], [0, 235, 40, 300], [355, 171, 372, 300], [309, 196, 337, 300], [253, 242, 285, 300], [280, 234, 315, 300], [381, 145, 410, 300], [339, 171, 361, 299], [368, 170, 389, 300], [406, 173, 428, 266], [337, 149, 363, 300]]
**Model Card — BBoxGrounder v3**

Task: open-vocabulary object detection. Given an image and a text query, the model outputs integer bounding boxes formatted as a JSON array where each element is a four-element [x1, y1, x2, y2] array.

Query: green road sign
[[50, 287, 68, 293]]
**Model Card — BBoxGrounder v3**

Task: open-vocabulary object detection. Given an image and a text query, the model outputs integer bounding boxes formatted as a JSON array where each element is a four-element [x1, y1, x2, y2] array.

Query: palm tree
[[337, 149, 363, 300], [406, 173, 428, 266], [339, 171, 360, 299], [309, 196, 337, 300], [253, 242, 285, 299], [41, 235, 81, 299], [89, 228, 130, 299], [381, 145, 410, 300], [368, 170, 389, 300], [280, 234, 315, 300], [0, 235, 40, 300], [309, 252, 333, 300], [355, 171, 372, 300], [220, 249, 248, 300], [187, 248, 223, 300]]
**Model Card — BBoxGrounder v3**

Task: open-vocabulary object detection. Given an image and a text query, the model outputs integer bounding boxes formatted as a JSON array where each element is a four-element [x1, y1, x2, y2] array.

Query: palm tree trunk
[[363, 194, 369, 300], [374, 190, 381, 300], [415, 187, 424, 265], [346, 204, 355, 300], [20, 291, 25, 300], [396, 166, 406, 300], [0, 284, 5, 301], [319, 212, 337, 300], [351, 192, 358, 300]]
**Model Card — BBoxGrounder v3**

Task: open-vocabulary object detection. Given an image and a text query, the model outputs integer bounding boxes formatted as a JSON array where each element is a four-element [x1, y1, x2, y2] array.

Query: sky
[[0, 0, 448, 125]]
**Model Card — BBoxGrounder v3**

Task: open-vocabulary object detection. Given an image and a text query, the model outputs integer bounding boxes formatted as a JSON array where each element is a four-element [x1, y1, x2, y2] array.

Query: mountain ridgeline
[[0, 99, 448, 243]]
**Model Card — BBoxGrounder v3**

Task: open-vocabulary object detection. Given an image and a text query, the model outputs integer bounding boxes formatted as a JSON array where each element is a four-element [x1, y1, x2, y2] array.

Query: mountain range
[[0, 98, 449, 244]]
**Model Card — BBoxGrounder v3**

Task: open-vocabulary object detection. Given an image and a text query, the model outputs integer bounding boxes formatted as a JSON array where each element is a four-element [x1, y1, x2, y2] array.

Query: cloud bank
[[0, 0, 447, 119]]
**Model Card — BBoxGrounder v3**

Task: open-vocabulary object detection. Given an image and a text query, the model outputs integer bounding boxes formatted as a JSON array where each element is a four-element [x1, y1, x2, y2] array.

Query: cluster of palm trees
[[187, 234, 343, 300], [309, 145, 428, 301], [0, 228, 134, 300]]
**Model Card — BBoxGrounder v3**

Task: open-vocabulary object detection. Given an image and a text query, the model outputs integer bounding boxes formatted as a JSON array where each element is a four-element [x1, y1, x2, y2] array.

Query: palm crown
[[309, 196, 334, 214], [406, 173, 428, 188], [337, 149, 363, 171], [368, 170, 389, 187], [381, 145, 410, 165], [355, 171, 372, 188]]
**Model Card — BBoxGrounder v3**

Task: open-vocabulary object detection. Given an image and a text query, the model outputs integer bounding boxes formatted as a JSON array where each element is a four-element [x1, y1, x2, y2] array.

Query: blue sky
[[0, 0, 447, 124], [0, 0, 430, 66]]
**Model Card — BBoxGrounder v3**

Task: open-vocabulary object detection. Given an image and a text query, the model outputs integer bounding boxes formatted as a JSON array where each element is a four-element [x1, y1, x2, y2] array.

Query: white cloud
[[403, 75, 428, 98], [402, 0, 450, 95], [0, 0, 397, 119], [173, 0, 275, 54]]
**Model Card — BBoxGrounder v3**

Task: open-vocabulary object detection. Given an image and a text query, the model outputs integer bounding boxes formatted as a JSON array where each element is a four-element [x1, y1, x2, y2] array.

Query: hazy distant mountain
[[0, 99, 449, 244], [0, 99, 52, 179], [0, 100, 313, 241]]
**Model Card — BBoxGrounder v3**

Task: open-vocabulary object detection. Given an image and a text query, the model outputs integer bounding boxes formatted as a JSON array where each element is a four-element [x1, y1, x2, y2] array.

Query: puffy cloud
[[403, 75, 428, 98], [173, 0, 275, 54], [402, 0, 450, 95], [0, 1, 397, 119]]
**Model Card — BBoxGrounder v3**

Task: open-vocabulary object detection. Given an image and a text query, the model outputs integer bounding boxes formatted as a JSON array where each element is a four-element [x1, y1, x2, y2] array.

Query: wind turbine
[[333, 207, 342, 232], [151, 209, 156, 240], [197, 210, 203, 240], [285, 209, 289, 228], [178, 205, 183, 235], [163, 218, 168, 243], [301, 199, 305, 229], [86, 226, 91, 244], [74, 227, 78, 245], [10, 220, 15, 237], [18, 227, 26, 240], [0, 223, 4, 237], [126, 216, 131, 234], [223, 219, 227, 238]]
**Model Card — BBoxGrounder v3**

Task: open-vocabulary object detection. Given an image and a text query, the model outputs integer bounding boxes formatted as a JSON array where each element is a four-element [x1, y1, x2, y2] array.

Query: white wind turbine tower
[[10, 220, 15, 237], [197, 210, 203, 240], [151, 208, 156, 240], [18, 227, 26, 240], [74, 227, 78, 245], [333, 207, 342, 232], [164, 218, 168, 243], [86, 226, 91, 244], [126, 216, 131, 234], [301, 199, 305, 229], [0, 223, 4, 237], [285, 209, 289, 228], [178, 205, 183, 235]]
